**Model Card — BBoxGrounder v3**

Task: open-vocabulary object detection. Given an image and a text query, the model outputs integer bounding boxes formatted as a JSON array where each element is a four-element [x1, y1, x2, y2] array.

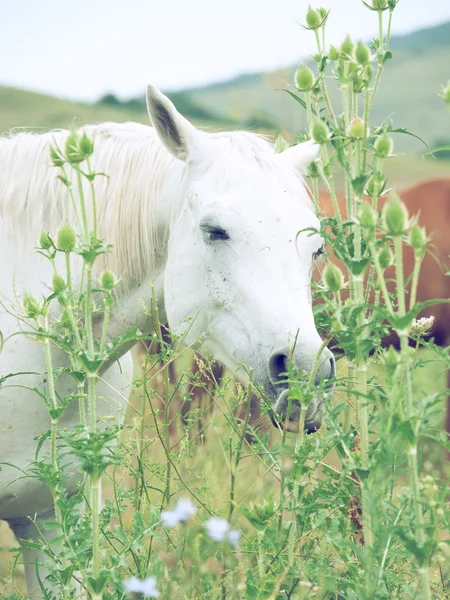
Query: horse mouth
[[268, 387, 330, 433]]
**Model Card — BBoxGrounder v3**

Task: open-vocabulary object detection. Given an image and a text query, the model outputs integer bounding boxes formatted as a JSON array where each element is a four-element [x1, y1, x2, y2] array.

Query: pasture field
[[0, 348, 448, 598]]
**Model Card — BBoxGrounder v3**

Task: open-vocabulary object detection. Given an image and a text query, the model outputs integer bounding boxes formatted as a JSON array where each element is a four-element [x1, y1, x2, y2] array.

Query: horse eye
[[202, 225, 230, 242], [313, 245, 324, 260]]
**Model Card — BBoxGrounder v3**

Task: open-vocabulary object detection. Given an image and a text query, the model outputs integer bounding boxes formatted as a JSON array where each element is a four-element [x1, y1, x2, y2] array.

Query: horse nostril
[[268, 351, 289, 386], [328, 355, 336, 380]]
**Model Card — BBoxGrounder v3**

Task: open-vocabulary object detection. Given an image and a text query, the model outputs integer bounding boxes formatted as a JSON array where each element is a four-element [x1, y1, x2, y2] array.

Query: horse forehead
[[202, 190, 318, 229]]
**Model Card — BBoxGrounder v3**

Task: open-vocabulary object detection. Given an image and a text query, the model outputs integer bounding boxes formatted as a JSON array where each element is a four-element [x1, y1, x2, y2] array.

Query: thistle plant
[[285, 3, 448, 598]]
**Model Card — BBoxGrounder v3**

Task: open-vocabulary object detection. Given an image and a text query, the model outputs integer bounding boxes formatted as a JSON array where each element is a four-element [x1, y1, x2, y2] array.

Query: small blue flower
[[204, 517, 240, 546], [123, 576, 159, 598], [161, 498, 197, 527]]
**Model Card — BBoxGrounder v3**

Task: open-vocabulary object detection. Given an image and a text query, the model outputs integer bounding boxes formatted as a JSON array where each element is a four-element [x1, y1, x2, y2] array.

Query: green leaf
[[351, 173, 371, 197], [87, 572, 110, 594], [387, 126, 428, 148]]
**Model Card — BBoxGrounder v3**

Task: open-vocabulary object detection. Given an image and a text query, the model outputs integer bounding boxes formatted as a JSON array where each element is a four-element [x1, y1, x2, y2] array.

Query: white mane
[[0, 122, 283, 286]]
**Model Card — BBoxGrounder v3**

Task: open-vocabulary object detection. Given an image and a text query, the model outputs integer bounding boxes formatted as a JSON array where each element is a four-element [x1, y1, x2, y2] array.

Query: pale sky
[[2, 0, 450, 101]]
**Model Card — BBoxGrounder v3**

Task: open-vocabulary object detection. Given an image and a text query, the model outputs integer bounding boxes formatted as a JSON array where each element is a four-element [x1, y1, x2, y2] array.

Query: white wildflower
[[410, 316, 435, 337], [205, 517, 230, 541], [161, 510, 180, 527], [123, 576, 159, 598], [161, 498, 197, 527], [174, 498, 197, 521], [204, 517, 241, 546], [227, 529, 241, 548]]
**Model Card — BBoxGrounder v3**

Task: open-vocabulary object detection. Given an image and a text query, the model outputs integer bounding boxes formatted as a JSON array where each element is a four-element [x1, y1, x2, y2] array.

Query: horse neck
[[0, 125, 186, 340]]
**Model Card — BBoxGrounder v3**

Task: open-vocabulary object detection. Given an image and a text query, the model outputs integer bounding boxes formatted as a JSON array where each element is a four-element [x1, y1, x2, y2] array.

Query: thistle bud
[[382, 194, 409, 237], [306, 6, 321, 29], [318, 7, 328, 20], [78, 132, 94, 158], [374, 133, 394, 158], [372, 0, 388, 8], [340, 35, 354, 57], [58, 294, 69, 308], [355, 41, 370, 65], [306, 161, 320, 178], [329, 45, 340, 61], [363, 64, 374, 85], [59, 309, 72, 329], [39, 231, 52, 249], [440, 81, 450, 105], [295, 65, 315, 91], [347, 117, 365, 139], [311, 120, 331, 144], [383, 346, 400, 374], [358, 202, 377, 230], [323, 263, 344, 292], [378, 246, 393, 269], [57, 225, 76, 252], [274, 134, 289, 154], [365, 172, 385, 198], [50, 146, 65, 167], [65, 131, 83, 164], [23, 293, 41, 319], [100, 269, 117, 290], [52, 274, 66, 295], [409, 223, 427, 254]]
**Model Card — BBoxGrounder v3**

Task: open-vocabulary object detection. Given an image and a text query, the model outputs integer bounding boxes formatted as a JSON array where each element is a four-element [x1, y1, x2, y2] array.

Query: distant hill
[[1, 20, 450, 160], [185, 21, 450, 153]]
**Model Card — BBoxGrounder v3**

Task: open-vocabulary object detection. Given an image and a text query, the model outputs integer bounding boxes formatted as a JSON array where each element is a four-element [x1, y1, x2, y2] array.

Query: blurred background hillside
[[1, 3, 450, 188]]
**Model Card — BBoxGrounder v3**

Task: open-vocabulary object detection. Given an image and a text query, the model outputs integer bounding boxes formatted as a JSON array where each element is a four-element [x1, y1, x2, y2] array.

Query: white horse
[[0, 86, 335, 597]]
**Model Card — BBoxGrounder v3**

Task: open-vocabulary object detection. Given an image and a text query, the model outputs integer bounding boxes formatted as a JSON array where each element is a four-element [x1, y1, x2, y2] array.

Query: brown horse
[[316, 178, 450, 434]]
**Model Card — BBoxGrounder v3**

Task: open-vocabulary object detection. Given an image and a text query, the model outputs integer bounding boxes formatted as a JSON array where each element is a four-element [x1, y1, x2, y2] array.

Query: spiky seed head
[[306, 6, 321, 29], [306, 161, 320, 178], [383, 346, 400, 373], [50, 146, 65, 167], [374, 133, 394, 158], [101, 269, 117, 290], [329, 45, 340, 61], [355, 41, 371, 65], [440, 81, 450, 105], [311, 120, 331, 144], [23, 293, 40, 318], [274, 134, 289, 154], [52, 274, 66, 295], [78, 132, 94, 158], [59, 309, 72, 329], [347, 117, 366, 139], [65, 131, 83, 164], [372, 0, 388, 8], [340, 35, 354, 57], [358, 202, 377, 230], [409, 223, 427, 253], [323, 263, 344, 292], [39, 231, 52, 249], [57, 225, 76, 252], [295, 65, 315, 91], [378, 246, 394, 269], [58, 294, 69, 308], [382, 193, 409, 237]]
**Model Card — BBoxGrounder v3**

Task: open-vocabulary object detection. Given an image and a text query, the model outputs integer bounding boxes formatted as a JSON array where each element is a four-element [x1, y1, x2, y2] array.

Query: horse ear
[[279, 140, 319, 173], [146, 85, 201, 161]]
